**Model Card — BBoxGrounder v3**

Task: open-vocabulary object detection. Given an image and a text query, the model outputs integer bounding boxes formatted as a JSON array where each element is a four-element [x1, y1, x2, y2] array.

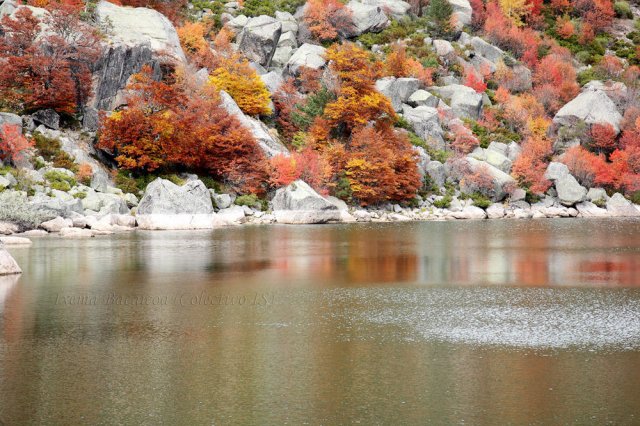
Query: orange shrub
[[304, 0, 354, 42], [511, 136, 553, 193]]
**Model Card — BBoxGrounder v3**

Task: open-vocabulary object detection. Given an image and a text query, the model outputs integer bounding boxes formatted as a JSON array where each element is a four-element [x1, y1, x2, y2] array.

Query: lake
[[1, 219, 640, 424]]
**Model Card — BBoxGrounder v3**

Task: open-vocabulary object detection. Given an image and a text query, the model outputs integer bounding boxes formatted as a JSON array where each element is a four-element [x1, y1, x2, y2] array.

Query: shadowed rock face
[[84, 1, 186, 128], [91, 45, 161, 112], [238, 16, 282, 67]]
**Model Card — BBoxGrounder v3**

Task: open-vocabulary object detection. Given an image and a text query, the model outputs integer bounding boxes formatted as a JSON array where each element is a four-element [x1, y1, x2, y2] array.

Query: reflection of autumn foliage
[[0, 5, 100, 115], [98, 66, 268, 194]]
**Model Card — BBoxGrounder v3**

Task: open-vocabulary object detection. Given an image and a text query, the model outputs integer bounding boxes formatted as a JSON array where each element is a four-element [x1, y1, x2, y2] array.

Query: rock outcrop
[[272, 180, 341, 224], [286, 43, 327, 75], [553, 85, 623, 133], [375, 77, 422, 112], [606, 193, 640, 217], [402, 105, 446, 150], [544, 162, 587, 206], [346, 1, 389, 36], [137, 179, 214, 215], [431, 84, 483, 119], [238, 15, 282, 67], [219, 91, 289, 157]]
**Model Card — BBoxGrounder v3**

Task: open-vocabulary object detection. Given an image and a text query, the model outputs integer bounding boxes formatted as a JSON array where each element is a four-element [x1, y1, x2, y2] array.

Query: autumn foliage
[[304, 0, 354, 42], [98, 66, 268, 194], [0, 124, 34, 164], [0, 4, 100, 115], [206, 30, 271, 116], [512, 136, 553, 193]]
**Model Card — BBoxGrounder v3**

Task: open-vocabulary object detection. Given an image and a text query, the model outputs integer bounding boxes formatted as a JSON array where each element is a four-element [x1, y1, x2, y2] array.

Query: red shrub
[[589, 123, 618, 155], [511, 136, 553, 193], [0, 124, 34, 163]]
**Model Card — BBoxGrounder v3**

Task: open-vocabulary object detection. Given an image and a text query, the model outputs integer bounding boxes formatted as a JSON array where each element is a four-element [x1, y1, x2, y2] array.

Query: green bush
[[235, 194, 261, 208], [433, 194, 452, 208], [291, 87, 335, 131], [0, 191, 49, 230], [115, 171, 139, 194], [199, 176, 222, 192], [33, 132, 78, 172], [73, 191, 87, 200], [614, 1, 633, 18], [242, 0, 305, 16], [629, 191, 640, 205], [470, 192, 492, 209], [44, 170, 76, 192]]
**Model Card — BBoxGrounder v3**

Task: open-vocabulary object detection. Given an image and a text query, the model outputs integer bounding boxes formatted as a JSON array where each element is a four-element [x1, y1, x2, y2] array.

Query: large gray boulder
[[426, 161, 446, 187], [32, 109, 60, 130], [360, 0, 410, 19], [376, 77, 422, 112], [463, 157, 516, 201], [469, 147, 512, 173], [28, 194, 84, 219], [89, 0, 186, 121], [0, 112, 22, 129], [346, 1, 389, 36], [286, 43, 327, 75], [0, 245, 21, 275], [137, 179, 214, 215], [431, 84, 483, 119], [219, 91, 289, 157], [447, 0, 472, 28], [408, 90, 439, 108], [238, 15, 282, 67], [450, 205, 487, 219], [275, 11, 298, 34], [576, 201, 608, 217], [553, 87, 623, 133], [470, 37, 506, 64], [401, 105, 445, 150], [543, 162, 587, 206], [606, 193, 640, 217], [272, 180, 341, 224]]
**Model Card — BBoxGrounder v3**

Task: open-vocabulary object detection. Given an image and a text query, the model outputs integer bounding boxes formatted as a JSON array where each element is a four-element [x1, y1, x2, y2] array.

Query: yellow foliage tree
[[499, 0, 530, 26], [209, 59, 271, 116]]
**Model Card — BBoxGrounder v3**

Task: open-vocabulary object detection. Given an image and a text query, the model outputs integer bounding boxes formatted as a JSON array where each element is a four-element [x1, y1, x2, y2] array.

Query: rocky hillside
[[0, 0, 639, 233]]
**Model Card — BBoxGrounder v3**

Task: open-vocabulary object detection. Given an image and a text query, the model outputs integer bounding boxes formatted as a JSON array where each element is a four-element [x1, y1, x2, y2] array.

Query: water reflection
[[12, 218, 640, 288], [1, 219, 640, 424]]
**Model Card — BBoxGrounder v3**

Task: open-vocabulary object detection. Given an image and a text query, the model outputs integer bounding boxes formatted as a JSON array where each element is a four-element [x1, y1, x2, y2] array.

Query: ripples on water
[[318, 288, 640, 350]]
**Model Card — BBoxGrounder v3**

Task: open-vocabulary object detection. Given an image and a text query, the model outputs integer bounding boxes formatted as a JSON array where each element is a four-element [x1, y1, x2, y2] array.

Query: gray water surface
[[1, 219, 640, 424]]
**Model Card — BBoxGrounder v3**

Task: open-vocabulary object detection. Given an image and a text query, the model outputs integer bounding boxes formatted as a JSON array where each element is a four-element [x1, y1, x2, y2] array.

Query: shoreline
[[4, 202, 639, 240]]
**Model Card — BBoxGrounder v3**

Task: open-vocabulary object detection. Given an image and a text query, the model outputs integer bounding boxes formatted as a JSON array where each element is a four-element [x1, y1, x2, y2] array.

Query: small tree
[[426, 0, 454, 37], [0, 124, 34, 164]]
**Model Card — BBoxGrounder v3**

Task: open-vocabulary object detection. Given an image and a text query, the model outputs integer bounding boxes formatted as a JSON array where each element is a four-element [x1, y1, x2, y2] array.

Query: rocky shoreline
[[0, 178, 638, 242]]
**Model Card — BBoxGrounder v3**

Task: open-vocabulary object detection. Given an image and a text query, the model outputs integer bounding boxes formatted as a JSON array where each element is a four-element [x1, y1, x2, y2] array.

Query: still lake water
[[1, 219, 640, 424]]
